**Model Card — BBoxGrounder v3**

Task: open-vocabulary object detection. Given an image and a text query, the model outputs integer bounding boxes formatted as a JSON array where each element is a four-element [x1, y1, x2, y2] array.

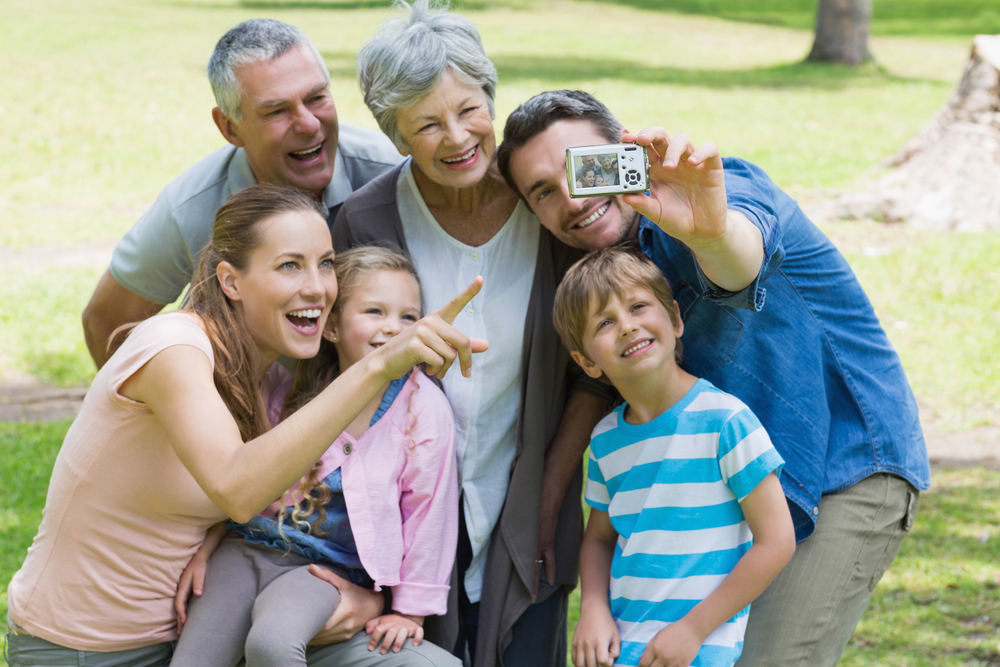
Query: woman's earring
[[330, 334, 338, 342]]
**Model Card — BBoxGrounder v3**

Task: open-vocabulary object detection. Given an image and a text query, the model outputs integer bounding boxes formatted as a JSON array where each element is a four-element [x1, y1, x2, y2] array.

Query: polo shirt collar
[[226, 146, 346, 218]]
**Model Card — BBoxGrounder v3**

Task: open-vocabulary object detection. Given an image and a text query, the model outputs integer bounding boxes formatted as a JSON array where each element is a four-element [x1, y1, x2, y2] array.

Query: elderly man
[[496, 90, 930, 667], [82, 19, 401, 367]]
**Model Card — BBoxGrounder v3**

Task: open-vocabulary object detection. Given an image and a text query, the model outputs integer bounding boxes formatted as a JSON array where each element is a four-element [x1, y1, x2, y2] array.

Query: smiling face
[[396, 69, 496, 191], [572, 285, 683, 387], [220, 209, 337, 367], [326, 269, 422, 372], [509, 119, 639, 250], [216, 46, 338, 198]]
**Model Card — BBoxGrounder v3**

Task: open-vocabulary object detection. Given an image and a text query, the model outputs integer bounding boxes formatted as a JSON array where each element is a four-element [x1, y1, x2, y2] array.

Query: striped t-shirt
[[585, 379, 784, 667]]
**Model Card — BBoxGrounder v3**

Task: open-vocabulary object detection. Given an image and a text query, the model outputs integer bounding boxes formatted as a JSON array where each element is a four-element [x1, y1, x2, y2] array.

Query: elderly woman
[[332, 2, 615, 666]]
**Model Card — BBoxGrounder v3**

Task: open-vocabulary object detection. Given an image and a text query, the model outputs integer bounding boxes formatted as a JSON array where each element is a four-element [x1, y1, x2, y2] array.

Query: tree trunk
[[836, 35, 1000, 231], [808, 0, 873, 66]]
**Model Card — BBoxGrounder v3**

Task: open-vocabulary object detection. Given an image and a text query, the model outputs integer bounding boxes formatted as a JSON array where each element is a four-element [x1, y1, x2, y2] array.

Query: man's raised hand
[[620, 127, 729, 250]]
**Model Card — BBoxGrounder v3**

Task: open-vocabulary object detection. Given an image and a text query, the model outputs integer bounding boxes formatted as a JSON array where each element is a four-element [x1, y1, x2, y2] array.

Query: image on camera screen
[[573, 152, 619, 189]]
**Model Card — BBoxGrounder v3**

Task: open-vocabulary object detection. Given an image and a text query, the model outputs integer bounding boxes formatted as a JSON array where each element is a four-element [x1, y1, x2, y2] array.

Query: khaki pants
[[738, 473, 919, 667]]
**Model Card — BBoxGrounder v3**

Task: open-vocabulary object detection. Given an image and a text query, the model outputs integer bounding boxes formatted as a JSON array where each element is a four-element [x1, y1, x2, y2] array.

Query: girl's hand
[[370, 276, 489, 381], [308, 565, 385, 644], [174, 555, 207, 635], [365, 613, 425, 654], [174, 522, 225, 634]]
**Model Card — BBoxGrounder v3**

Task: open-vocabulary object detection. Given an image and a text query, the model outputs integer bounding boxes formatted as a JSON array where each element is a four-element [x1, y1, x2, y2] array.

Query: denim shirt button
[[344, 443, 353, 455], [812, 506, 819, 515]]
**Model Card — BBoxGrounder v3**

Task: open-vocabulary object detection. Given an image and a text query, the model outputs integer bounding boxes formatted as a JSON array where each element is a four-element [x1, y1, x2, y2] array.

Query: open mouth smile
[[286, 308, 322, 333], [621, 340, 651, 357], [441, 146, 478, 165], [289, 142, 323, 161], [574, 203, 609, 230]]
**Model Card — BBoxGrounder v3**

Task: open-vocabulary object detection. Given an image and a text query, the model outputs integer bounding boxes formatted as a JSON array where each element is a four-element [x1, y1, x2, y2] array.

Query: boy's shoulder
[[590, 379, 752, 437]]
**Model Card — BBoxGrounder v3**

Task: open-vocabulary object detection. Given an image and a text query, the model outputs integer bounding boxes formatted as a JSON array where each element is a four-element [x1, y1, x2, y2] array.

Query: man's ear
[[216, 261, 243, 302], [571, 350, 603, 379], [212, 107, 245, 148], [322, 313, 340, 344]]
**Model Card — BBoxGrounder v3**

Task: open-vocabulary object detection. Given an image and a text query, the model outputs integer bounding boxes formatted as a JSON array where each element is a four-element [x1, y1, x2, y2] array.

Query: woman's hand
[[365, 613, 425, 654], [369, 276, 489, 382], [307, 565, 386, 644]]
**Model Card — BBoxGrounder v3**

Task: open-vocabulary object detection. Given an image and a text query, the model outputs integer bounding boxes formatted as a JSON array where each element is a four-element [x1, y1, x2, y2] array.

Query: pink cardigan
[[267, 370, 459, 617]]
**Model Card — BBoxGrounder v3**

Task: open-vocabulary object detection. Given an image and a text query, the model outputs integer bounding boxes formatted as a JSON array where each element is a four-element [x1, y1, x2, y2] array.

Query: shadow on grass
[[165, 0, 491, 10], [172, 0, 1000, 38], [318, 50, 936, 89], [582, 0, 1000, 37]]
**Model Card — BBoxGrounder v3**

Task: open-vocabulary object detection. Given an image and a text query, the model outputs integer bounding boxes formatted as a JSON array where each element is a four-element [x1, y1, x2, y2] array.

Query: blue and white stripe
[[585, 379, 783, 666]]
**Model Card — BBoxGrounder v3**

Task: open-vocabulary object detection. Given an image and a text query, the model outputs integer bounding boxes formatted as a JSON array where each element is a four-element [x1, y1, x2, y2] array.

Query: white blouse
[[397, 161, 539, 602]]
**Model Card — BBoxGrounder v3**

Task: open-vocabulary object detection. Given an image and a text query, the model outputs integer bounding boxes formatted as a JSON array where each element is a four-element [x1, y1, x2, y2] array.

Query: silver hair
[[207, 19, 330, 123], [356, 0, 498, 152]]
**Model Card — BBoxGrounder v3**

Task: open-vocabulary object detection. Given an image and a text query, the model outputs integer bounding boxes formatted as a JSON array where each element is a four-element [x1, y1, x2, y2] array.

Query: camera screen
[[572, 152, 619, 188]]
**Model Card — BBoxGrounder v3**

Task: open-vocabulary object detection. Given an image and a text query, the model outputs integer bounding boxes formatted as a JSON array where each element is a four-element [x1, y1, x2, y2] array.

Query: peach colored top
[[7, 312, 227, 651]]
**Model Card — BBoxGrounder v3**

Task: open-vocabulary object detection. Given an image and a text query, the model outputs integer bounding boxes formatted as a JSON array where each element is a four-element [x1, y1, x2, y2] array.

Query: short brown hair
[[553, 246, 682, 363]]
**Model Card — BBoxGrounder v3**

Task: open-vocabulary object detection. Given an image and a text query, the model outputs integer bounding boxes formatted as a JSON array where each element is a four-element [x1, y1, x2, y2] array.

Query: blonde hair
[[553, 246, 682, 363], [280, 245, 423, 536]]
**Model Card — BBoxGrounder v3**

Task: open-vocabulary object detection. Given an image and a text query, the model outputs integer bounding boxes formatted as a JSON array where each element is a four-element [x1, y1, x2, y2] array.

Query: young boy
[[553, 248, 796, 667]]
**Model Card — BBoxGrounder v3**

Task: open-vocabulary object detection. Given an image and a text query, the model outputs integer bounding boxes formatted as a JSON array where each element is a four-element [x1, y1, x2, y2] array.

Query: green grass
[[0, 421, 72, 663], [576, 0, 1000, 36], [2, 421, 998, 666]]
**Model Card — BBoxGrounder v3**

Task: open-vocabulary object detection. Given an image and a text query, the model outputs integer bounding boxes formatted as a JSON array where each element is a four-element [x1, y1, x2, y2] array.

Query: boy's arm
[[638, 472, 795, 667], [573, 509, 621, 667], [175, 521, 227, 634]]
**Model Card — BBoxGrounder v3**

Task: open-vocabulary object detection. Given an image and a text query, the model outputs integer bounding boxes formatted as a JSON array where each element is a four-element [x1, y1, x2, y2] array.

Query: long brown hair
[[187, 183, 324, 442]]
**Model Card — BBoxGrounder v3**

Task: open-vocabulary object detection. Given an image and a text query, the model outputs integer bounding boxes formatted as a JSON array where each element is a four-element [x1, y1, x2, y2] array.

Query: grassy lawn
[[2, 0, 998, 664]]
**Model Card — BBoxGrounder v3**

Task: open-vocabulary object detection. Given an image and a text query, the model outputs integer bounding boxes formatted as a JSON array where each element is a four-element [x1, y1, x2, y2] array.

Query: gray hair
[[356, 0, 498, 152], [497, 90, 624, 198], [207, 19, 330, 123]]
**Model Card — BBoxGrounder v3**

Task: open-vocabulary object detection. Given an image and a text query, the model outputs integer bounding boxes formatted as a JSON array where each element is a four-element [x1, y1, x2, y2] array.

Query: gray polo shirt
[[110, 124, 402, 305]]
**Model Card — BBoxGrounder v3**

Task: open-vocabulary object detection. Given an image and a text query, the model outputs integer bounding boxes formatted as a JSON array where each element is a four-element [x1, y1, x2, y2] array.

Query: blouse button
[[344, 443, 353, 455]]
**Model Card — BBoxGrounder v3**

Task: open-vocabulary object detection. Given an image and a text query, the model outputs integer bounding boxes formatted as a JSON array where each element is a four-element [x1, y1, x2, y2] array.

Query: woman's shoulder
[[97, 311, 213, 405], [118, 311, 211, 359]]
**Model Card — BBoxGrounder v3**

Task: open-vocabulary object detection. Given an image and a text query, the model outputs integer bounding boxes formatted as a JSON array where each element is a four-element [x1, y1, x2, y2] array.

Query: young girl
[[171, 246, 460, 667]]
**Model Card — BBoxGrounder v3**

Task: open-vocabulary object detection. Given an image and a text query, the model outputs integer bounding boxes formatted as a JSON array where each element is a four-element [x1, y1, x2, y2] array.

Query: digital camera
[[566, 143, 650, 198]]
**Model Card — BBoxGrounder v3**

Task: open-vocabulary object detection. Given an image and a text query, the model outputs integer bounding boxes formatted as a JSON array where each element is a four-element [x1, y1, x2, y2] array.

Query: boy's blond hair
[[553, 246, 683, 363]]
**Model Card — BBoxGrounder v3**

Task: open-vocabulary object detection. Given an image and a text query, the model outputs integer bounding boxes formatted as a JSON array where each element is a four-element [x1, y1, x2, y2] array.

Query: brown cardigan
[[331, 161, 613, 666]]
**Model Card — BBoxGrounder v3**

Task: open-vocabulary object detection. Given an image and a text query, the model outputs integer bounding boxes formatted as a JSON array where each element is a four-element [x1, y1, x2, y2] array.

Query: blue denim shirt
[[639, 158, 930, 542], [229, 374, 410, 585]]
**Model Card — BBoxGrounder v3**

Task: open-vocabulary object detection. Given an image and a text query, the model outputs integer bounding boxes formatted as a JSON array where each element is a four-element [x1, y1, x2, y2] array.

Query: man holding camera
[[496, 89, 930, 667], [82, 18, 400, 367]]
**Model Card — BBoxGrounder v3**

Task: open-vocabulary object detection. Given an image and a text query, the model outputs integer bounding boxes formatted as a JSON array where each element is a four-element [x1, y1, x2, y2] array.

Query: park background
[[1, 0, 999, 664]]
